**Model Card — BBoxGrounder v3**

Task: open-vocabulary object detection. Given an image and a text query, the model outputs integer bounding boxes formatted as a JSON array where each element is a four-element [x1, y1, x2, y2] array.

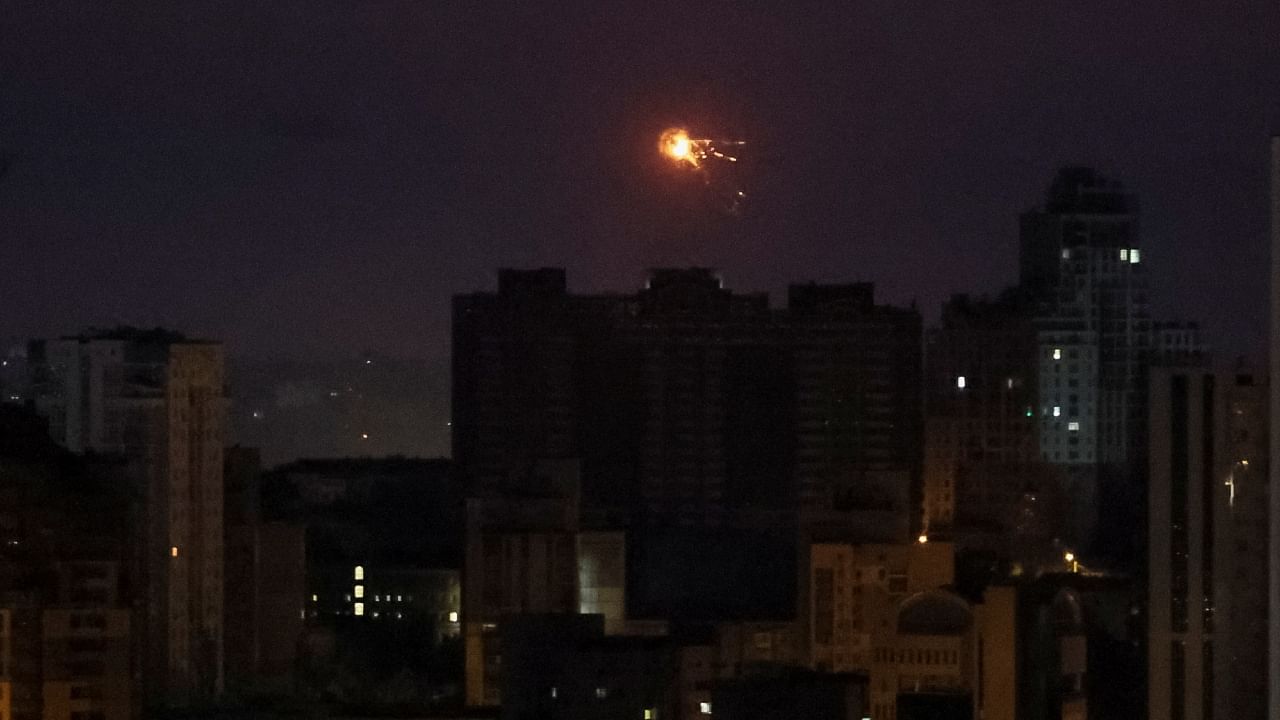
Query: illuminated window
[[1061, 248, 1070, 260], [354, 603, 365, 617], [1068, 421, 1080, 432], [397, 595, 403, 602], [1119, 248, 1128, 261], [1053, 348, 1062, 360], [311, 594, 318, 602], [700, 702, 713, 715], [170, 546, 179, 558], [1053, 406, 1061, 417], [344, 594, 352, 602], [645, 710, 657, 720], [1130, 248, 1141, 264], [354, 566, 364, 581], [550, 687, 558, 699], [375, 595, 381, 602], [596, 687, 608, 699], [354, 585, 364, 599], [1006, 378, 1014, 389], [956, 376, 966, 389], [449, 611, 459, 623]]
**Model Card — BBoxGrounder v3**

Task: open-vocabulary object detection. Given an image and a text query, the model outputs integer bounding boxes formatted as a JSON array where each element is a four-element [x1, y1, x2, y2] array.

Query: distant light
[[596, 687, 609, 699], [1053, 348, 1062, 360], [395, 612, 402, 619], [365, 359, 372, 364], [550, 687, 558, 699], [311, 594, 318, 602], [170, 546, 179, 558], [361, 433, 369, 440], [252, 410, 263, 420], [1064, 552, 1075, 563], [956, 376, 966, 389], [1006, 378, 1014, 389], [449, 611, 459, 623], [1061, 248, 1070, 260], [917, 534, 928, 544], [1025, 407, 1034, 418], [1053, 406, 1061, 417]]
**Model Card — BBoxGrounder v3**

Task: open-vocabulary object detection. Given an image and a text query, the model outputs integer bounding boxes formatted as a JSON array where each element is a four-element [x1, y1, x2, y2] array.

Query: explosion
[[657, 127, 747, 213], [658, 128, 741, 168]]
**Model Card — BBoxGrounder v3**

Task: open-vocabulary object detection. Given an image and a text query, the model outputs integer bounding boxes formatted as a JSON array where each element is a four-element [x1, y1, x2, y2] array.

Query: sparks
[[658, 128, 742, 169]]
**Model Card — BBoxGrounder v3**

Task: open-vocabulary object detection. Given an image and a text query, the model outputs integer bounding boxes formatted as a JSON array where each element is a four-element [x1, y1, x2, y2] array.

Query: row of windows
[[874, 647, 958, 665]]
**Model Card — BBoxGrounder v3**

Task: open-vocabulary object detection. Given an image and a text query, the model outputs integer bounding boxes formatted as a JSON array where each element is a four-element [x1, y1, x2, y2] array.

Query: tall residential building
[[1219, 371, 1268, 720], [1268, 134, 1280, 720], [1020, 168, 1152, 549], [1147, 368, 1268, 720], [29, 329, 228, 708], [453, 268, 921, 531], [923, 291, 1039, 534]]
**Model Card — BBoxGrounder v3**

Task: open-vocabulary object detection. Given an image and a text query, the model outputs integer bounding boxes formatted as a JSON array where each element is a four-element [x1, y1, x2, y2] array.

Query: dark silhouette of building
[[0, 405, 134, 720], [453, 268, 921, 532], [923, 291, 1040, 537]]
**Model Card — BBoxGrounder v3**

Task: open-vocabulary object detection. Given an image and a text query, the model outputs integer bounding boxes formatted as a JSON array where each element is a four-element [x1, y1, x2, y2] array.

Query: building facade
[[453, 269, 921, 532], [923, 292, 1039, 534], [1020, 168, 1151, 549], [29, 330, 228, 708]]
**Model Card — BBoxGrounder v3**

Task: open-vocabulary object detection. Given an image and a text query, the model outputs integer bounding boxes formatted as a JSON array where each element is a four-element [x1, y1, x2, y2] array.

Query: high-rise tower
[[29, 329, 228, 708]]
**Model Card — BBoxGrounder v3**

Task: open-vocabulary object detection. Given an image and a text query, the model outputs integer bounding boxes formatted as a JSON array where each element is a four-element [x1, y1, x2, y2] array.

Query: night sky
[[4, 2, 1279, 364]]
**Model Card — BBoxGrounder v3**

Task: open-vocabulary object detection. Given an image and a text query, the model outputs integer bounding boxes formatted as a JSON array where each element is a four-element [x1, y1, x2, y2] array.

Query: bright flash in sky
[[658, 128, 742, 168]]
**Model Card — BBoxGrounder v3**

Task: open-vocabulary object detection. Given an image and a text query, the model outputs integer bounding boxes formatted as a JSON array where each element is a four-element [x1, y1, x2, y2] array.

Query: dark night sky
[[4, 1, 1279, 367]]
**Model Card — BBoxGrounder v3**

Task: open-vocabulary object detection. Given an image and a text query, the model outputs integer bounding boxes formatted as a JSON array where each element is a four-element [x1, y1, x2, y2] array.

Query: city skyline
[[2, 4, 1278, 368]]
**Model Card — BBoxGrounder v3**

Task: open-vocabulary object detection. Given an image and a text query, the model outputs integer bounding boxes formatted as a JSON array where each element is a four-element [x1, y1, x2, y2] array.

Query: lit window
[[1053, 406, 1061, 417], [956, 376, 966, 389], [1053, 348, 1062, 360], [395, 612, 402, 619], [645, 710, 657, 720], [345, 594, 352, 602], [311, 594, 318, 602], [596, 687, 608, 699], [1130, 248, 1141, 264], [354, 566, 364, 581], [700, 702, 713, 715], [354, 603, 365, 616], [449, 611, 459, 623], [1119, 248, 1128, 261], [550, 687, 558, 699], [1068, 421, 1080, 432], [354, 585, 364, 599], [170, 546, 179, 558], [375, 595, 381, 603], [1006, 378, 1014, 389], [1061, 248, 1070, 260], [397, 595, 403, 602]]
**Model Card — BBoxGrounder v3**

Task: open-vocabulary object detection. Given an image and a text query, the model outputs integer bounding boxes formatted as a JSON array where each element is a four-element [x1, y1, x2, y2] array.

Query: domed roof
[[897, 590, 973, 636]]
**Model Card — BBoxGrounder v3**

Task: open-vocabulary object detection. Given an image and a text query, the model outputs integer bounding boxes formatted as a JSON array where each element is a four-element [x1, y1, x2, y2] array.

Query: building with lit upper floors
[[1020, 168, 1151, 552]]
